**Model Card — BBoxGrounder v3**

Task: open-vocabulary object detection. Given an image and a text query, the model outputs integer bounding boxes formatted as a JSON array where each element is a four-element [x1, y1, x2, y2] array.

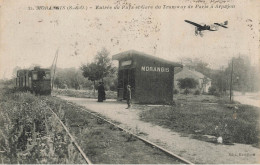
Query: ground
[[58, 95, 260, 164], [233, 91, 260, 108]]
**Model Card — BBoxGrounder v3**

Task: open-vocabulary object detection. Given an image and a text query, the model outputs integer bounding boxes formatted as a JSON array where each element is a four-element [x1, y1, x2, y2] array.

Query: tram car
[[16, 67, 51, 95]]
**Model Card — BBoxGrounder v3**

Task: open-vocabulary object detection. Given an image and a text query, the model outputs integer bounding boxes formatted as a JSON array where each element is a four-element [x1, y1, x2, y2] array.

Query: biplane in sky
[[184, 20, 228, 37]]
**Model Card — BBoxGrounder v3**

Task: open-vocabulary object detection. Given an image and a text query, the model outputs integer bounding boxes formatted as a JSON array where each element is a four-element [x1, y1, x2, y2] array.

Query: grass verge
[[0, 87, 85, 163], [139, 94, 260, 146]]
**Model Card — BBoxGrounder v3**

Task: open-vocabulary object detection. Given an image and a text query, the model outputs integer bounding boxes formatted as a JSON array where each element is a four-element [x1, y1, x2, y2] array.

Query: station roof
[[112, 50, 183, 67]]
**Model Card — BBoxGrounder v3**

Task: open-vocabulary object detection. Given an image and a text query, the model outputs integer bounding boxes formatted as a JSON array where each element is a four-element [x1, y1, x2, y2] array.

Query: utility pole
[[230, 59, 234, 102], [51, 48, 59, 89]]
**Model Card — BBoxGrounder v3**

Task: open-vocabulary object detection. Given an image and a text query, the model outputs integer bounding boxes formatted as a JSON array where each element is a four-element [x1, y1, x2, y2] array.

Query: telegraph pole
[[229, 59, 234, 102], [51, 48, 59, 89]]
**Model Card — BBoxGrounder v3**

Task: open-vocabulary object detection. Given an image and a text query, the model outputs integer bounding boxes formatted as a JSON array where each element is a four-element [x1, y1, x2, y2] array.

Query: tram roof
[[112, 50, 183, 67]]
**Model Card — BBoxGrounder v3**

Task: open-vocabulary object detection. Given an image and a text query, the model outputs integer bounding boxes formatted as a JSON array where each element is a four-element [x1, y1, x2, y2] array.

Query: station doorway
[[117, 68, 135, 100]]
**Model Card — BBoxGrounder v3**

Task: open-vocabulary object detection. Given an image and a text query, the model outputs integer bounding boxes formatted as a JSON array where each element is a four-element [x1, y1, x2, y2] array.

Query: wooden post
[[51, 49, 59, 89]]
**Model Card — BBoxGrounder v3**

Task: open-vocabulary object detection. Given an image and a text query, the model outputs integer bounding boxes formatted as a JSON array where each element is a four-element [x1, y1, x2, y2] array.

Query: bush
[[173, 89, 179, 94], [208, 86, 217, 95], [184, 89, 190, 95], [194, 90, 200, 95], [214, 91, 221, 97], [177, 78, 198, 90]]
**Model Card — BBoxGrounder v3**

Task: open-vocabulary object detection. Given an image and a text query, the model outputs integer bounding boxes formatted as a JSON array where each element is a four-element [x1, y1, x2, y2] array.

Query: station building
[[112, 50, 183, 104]]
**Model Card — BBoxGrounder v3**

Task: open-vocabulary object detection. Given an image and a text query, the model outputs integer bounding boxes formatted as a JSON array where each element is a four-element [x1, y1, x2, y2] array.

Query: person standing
[[126, 85, 131, 109]]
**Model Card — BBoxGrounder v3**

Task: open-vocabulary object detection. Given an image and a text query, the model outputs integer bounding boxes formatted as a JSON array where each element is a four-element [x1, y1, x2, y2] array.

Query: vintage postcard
[[0, 0, 259, 164]]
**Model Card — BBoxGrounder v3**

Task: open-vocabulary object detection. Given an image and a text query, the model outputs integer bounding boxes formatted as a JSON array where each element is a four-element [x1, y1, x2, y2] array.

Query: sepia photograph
[[0, 0, 259, 164]]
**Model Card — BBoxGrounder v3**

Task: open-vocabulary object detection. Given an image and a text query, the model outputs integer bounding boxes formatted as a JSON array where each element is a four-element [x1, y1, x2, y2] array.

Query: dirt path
[[58, 96, 260, 164]]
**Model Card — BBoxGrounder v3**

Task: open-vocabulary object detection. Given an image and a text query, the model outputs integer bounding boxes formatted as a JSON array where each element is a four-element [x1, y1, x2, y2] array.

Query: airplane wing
[[185, 20, 203, 28], [214, 23, 228, 28], [208, 29, 217, 31]]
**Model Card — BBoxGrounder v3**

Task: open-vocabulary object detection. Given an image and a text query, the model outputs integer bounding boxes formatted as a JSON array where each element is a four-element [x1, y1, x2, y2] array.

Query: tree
[[193, 61, 211, 78], [103, 69, 118, 91], [94, 48, 115, 82], [177, 78, 198, 95], [81, 63, 100, 95], [180, 57, 211, 77], [224, 56, 258, 92], [210, 68, 228, 94], [81, 48, 116, 95], [54, 67, 91, 90], [54, 77, 66, 89]]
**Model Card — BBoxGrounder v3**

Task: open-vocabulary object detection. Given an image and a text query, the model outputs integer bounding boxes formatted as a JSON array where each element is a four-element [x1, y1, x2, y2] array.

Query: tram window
[[38, 71, 45, 80], [32, 73, 38, 80], [45, 72, 51, 79]]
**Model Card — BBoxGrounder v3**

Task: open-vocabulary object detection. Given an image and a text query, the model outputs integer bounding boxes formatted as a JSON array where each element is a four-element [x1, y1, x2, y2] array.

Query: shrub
[[109, 84, 117, 91], [194, 90, 200, 95], [177, 78, 198, 95], [177, 78, 198, 89], [184, 89, 190, 95], [214, 91, 221, 97], [173, 89, 179, 94], [208, 86, 217, 95]]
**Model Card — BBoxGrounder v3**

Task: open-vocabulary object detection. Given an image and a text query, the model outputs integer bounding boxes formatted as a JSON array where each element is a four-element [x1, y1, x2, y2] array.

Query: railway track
[[44, 99, 194, 164], [46, 106, 92, 164]]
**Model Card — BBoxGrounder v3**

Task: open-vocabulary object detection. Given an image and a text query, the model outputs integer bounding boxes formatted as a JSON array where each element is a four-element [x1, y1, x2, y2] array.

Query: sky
[[0, 0, 259, 79]]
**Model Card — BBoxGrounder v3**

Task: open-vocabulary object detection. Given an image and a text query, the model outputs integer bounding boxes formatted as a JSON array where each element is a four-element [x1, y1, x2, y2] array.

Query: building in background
[[174, 67, 211, 93]]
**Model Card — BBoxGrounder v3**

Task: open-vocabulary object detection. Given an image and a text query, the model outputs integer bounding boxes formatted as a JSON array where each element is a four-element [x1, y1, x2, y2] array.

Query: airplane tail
[[224, 21, 228, 25]]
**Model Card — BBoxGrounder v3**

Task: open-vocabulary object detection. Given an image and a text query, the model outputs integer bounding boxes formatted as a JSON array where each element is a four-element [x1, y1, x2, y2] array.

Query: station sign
[[141, 66, 169, 72], [121, 60, 132, 66]]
